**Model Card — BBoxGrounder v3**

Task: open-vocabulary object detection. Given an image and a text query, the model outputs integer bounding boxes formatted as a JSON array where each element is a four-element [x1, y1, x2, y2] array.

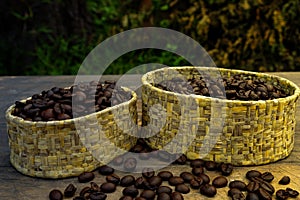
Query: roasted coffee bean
[[260, 172, 274, 182], [89, 192, 107, 200], [286, 187, 299, 198], [157, 193, 171, 200], [171, 192, 184, 200], [120, 175, 135, 187], [98, 165, 114, 175], [157, 150, 172, 162], [100, 182, 116, 193], [135, 197, 147, 200], [190, 159, 205, 168], [258, 188, 272, 200], [219, 163, 234, 176], [246, 181, 259, 193], [190, 178, 202, 189], [135, 177, 145, 189], [246, 170, 262, 180], [198, 173, 210, 184], [148, 176, 162, 189], [200, 184, 217, 197], [168, 176, 184, 186], [253, 177, 275, 194], [157, 171, 173, 181], [174, 154, 187, 165], [143, 181, 157, 191], [228, 188, 243, 197], [140, 190, 156, 200], [64, 183, 77, 197], [192, 167, 204, 176], [80, 186, 91, 197], [142, 168, 155, 179], [122, 185, 139, 197], [205, 161, 218, 171], [180, 172, 194, 182], [246, 192, 259, 200], [175, 184, 190, 194], [123, 157, 137, 172], [229, 180, 247, 191], [90, 182, 100, 192], [276, 189, 289, 200], [157, 186, 172, 195], [212, 176, 228, 188], [119, 196, 133, 200], [279, 176, 290, 185], [49, 189, 63, 200], [73, 196, 85, 200], [106, 173, 120, 185], [78, 172, 95, 183]]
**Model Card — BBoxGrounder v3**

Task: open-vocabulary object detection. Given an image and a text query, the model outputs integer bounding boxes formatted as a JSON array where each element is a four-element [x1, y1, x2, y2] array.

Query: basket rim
[[141, 66, 300, 104], [5, 86, 137, 125]]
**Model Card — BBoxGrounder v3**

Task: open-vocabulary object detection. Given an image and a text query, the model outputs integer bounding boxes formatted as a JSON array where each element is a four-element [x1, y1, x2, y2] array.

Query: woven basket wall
[[6, 88, 137, 178], [141, 67, 300, 166]]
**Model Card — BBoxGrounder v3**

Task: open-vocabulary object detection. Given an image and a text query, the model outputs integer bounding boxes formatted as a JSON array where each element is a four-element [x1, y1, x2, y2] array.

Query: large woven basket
[[6, 87, 137, 178], [141, 67, 300, 166]]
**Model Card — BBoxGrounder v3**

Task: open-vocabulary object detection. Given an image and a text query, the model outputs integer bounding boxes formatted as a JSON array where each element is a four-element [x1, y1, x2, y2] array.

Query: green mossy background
[[0, 0, 299, 75]]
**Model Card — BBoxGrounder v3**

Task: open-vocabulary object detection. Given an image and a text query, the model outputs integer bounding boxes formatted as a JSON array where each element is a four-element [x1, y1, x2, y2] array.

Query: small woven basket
[[141, 67, 300, 166], [6, 87, 137, 178]]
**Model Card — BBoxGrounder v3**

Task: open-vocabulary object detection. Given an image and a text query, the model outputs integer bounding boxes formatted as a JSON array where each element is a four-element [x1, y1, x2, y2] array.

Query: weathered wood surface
[[0, 73, 299, 200]]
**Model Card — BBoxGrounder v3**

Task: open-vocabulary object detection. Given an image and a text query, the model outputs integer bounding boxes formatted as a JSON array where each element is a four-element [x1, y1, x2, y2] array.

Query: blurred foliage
[[0, 0, 299, 75]]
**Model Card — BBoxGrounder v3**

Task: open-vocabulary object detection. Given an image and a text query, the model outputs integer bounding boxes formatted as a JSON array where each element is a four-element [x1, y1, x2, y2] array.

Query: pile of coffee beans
[[12, 81, 132, 121], [154, 73, 289, 100]]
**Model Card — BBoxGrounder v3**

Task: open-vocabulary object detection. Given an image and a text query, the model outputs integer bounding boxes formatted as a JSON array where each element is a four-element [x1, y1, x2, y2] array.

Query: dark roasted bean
[[246, 192, 259, 200], [106, 173, 120, 185], [98, 165, 114, 175], [219, 163, 234, 176], [192, 167, 204, 176], [142, 168, 155, 179], [148, 176, 162, 189], [174, 154, 187, 165], [228, 188, 243, 197], [229, 180, 247, 191], [157, 193, 171, 200], [80, 186, 91, 197], [100, 182, 116, 193], [89, 192, 107, 200], [140, 190, 156, 200], [135, 177, 145, 189], [286, 187, 299, 198], [78, 172, 95, 183], [157, 186, 172, 195], [279, 176, 290, 185], [260, 172, 274, 182], [212, 176, 228, 188], [171, 191, 184, 200], [180, 172, 194, 182], [258, 188, 272, 200], [246, 170, 262, 180], [200, 184, 217, 197], [276, 189, 289, 200], [168, 176, 184, 186], [119, 196, 133, 200], [90, 182, 100, 192], [190, 159, 205, 168], [49, 189, 63, 200], [122, 185, 139, 197], [64, 183, 77, 197], [120, 175, 135, 187], [205, 161, 218, 171], [190, 178, 202, 189], [198, 173, 210, 184], [246, 181, 259, 193], [175, 184, 190, 194], [157, 171, 173, 181]]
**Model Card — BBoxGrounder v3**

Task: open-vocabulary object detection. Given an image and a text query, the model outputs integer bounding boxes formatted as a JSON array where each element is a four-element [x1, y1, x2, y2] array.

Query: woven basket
[[141, 67, 300, 166], [6, 87, 137, 178]]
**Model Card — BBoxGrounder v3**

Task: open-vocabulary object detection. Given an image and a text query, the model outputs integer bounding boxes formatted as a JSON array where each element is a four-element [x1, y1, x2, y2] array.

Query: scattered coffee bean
[[192, 167, 204, 176], [80, 186, 91, 198], [49, 189, 63, 200], [135, 177, 146, 189], [246, 192, 259, 200], [198, 173, 210, 184], [148, 176, 162, 189], [90, 182, 100, 192], [168, 176, 185, 186], [89, 192, 107, 200], [279, 176, 290, 185], [142, 168, 155, 179], [174, 154, 187, 165], [98, 165, 114, 175], [135, 197, 147, 200], [190, 178, 202, 189], [260, 172, 274, 182], [286, 187, 299, 198], [219, 163, 234, 176], [200, 184, 217, 197], [246, 181, 260, 193], [205, 161, 218, 171], [78, 172, 95, 183], [119, 196, 133, 200], [158, 171, 173, 181], [157, 186, 172, 195], [122, 185, 139, 197], [253, 177, 275, 194], [123, 157, 137, 172], [140, 190, 156, 200], [100, 182, 116, 193], [228, 188, 243, 198], [190, 159, 205, 168], [64, 183, 77, 197], [120, 175, 135, 187], [106, 174, 120, 185], [276, 189, 289, 200], [229, 180, 247, 191], [180, 172, 194, 182], [212, 176, 228, 188], [171, 191, 184, 200], [246, 170, 262, 180], [258, 188, 272, 200], [175, 184, 190, 194], [157, 193, 171, 200]]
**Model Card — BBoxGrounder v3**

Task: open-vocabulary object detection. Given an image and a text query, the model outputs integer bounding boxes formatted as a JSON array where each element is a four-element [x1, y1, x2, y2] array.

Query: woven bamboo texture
[[6, 88, 137, 178], [141, 67, 300, 166]]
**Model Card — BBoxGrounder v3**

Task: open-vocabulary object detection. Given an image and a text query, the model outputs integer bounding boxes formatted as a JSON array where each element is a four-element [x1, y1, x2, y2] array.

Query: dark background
[[0, 0, 299, 75]]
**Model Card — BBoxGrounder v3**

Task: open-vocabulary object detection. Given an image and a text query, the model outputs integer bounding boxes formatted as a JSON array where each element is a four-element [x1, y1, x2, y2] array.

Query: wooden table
[[0, 73, 300, 199]]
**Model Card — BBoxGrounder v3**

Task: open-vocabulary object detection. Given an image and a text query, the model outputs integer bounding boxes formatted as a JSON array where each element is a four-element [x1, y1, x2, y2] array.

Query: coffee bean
[[200, 184, 217, 197], [180, 172, 194, 182], [80, 186, 91, 197], [190, 159, 205, 168], [246, 170, 262, 180], [123, 157, 137, 172], [90, 182, 100, 192], [142, 168, 155, 179], [98, 165, 114, 175], [64, 183, 77, 197], [168, 176, 184, 186], [253, 177, 275, 194], [119, 196, 133, 200], [106, 173, 120, 185], [157, 193, 171, 200], [89, 192, 107, 200], [228, 188, 243, 197], [279, 176, 290, 185], [286, 187, 299, 198], [260, 172, 274, 182], [175, 184, 190, 194], [246, 192, 259, 200], [171, 191, 184, 200], [122, 185, 139, 197], [212, 176, 228, 188], [78, 172, 95, 183], [229, 180, 247, 191], [190, 178, 202, 189], [192, 167, 204, 176], [198, 173, 210, 184], [205, 161, 218, 171], [100, 182, 116, 193], [49, 189, 63, 200], [158, 171, 173, 181], [258, 188, 272, 200], [246, 181, 259, 193], [120, 175, 135, 187], [219, 163, 233, 176], [135, 177, 145, 189], [143, 181, 157, 191], [276, 189, 289, 200], [157, 186, 172, 195], [174, 154, 187, 165], [148, 176, 162, 189], [135, 197, 147, 200], [140, 190, 156, 200]]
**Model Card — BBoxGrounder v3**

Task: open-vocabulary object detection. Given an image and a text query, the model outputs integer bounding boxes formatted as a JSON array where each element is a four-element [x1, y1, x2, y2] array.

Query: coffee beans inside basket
[[154, 73, 289, 100], [13, 80, 132, 121]]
